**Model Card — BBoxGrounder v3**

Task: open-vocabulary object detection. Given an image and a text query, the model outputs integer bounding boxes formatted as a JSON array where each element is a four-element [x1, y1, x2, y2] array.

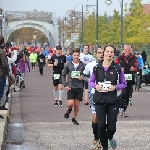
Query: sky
[[1, 0, 150, 18]]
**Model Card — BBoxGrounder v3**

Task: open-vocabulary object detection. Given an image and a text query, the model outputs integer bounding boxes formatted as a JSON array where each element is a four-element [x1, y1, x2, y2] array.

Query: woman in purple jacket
[[18, 54, 30, 88], [89, 45, 126, 150]]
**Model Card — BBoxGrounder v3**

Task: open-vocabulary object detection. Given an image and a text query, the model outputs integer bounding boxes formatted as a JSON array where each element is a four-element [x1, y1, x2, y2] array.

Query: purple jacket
[[89, 67, 127, 90], [18, 58, 30, 73]]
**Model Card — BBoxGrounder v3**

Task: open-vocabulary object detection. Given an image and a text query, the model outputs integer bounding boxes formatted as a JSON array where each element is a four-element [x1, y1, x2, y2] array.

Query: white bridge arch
[[4, 19, 59, 47]]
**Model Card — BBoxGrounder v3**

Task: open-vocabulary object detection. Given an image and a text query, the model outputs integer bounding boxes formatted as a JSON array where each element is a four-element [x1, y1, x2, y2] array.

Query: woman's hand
[[96, 84, 102, 92], [108, 85, 116, 91]]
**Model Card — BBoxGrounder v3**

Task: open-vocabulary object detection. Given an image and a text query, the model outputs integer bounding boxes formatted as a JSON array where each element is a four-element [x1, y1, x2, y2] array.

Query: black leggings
[[38, 63, 44, 75], [31, 63, 35, 68], [95, 104, 118, 149], [121, 82, 133, 111]]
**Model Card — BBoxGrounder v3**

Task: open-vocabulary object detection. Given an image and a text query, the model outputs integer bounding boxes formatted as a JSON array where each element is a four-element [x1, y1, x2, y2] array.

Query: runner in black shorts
[[62, 48, 87, 125], [48, 45, 66, 106], [80, 45, 93, 105]]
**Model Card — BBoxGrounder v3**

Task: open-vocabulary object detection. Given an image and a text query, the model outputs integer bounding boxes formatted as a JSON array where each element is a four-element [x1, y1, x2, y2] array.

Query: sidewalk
[[7, 66, 150, 149]]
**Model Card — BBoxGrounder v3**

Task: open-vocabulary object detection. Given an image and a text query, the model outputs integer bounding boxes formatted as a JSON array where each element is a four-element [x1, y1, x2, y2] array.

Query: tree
[[8, 27, 48, 44], [83, 12, 96, 45], [58, 10, 84, 43], [124, 0, 150, 48], [108, 9, 120, 46], [98, 13, 109, 45]]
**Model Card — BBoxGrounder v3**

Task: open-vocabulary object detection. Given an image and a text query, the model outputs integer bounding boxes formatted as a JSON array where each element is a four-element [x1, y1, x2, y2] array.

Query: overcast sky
[[1, 0, 150, 18]]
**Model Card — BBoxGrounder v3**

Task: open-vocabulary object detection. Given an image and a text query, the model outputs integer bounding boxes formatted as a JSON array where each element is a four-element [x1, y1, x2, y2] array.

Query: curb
[[0, 96, 11, 150], [2, 91, 25, 150]]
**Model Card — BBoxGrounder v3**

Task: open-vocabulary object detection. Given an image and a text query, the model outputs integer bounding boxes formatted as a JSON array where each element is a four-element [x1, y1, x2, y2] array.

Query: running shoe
[[64, 108, 72, 119], [119, 108, 124, 116], [128, 100, 132, 105], [58, 101, 62, 106], [72, 118, 79, 125], [122, 111, 128, 117], [54, 100, 58, 106], [109, 138, 117, 149], [90, 139, 102, 150]]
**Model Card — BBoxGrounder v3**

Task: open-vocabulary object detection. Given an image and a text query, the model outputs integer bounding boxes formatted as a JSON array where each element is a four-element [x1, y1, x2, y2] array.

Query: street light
[[72, 12, 76, 20], [85, 0, 99, 48], [64, 17, 67, 23], [105, 0, 124, 50], [0, 8, 4, 36], [84, 6, 89, 14], [34, 31, 37, 46], [105, 0, 112, 6], [62, 17, 67, 49]]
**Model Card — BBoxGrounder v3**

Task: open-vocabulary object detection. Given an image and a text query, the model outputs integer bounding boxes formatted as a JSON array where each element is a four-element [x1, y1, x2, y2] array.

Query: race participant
[[65, 50, 72, 63], [62, 48, 87, 125], [115, 44, 137, 117], [80, 45, 93, 105], [37, 51, 45, 76], [48, 45, 66, 106], [89, 45, 126, 150], [29, 50, 38, 71], [83, 46, 103, 149]]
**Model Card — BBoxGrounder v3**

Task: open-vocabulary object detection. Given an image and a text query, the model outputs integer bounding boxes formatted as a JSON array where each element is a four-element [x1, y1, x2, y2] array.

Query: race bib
[[124, 74, 132, 80], [53, 74, 60, 80], [98, 81, 111, 92], [40, 59, 43, 62], [71, 71, 81, 78], [54, 59, 58, 63]]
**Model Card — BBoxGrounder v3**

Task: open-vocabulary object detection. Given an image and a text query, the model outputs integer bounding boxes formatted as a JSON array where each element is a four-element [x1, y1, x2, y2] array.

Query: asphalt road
[[19, 65, 150, 150]]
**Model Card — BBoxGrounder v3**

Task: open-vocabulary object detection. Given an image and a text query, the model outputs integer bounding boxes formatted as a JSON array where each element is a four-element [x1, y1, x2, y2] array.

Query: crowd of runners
[[1, 35, 150, 150]]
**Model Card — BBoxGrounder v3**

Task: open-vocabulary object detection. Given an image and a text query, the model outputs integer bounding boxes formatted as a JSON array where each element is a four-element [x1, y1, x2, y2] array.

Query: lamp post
[[0, 8, 3, 36], [105, 0, 124, 50], [72, 4, 84, 48], [34, 31, 37, 46], [62, 17, 67, 49], [85, 0, 98, 48], [52, 19, 59, 30]]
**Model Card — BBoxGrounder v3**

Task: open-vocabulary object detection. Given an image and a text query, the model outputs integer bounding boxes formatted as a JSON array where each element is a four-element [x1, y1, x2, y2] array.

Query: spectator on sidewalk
[[141, 50, 147, 65], [0, 36, 9, 117], [134, 51, 144, 87]]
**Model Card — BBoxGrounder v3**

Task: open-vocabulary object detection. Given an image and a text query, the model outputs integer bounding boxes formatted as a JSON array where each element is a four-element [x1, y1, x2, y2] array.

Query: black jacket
[[93, 61, 121, 105], [116, 54, 137, 82]]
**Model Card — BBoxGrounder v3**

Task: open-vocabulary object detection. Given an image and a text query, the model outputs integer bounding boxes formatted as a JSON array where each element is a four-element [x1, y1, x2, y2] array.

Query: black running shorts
[[53, 74, 62, 86], [67, 88, 83, 101]]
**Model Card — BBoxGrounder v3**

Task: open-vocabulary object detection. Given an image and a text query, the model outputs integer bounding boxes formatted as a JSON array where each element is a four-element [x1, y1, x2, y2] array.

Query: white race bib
[[98, 81, 111, 92], [53, 74, 60, 80], [71, 71, 81, 78], [40, 59, 43, 62], [124, 74, 132, 80]]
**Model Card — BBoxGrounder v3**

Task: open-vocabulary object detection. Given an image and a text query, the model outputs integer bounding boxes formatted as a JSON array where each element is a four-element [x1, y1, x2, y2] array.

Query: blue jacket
[[43, 49, 49, 57], [143, 68, 150, 75], [66, 55, 72, 62], [137, 56, 144, 69]]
